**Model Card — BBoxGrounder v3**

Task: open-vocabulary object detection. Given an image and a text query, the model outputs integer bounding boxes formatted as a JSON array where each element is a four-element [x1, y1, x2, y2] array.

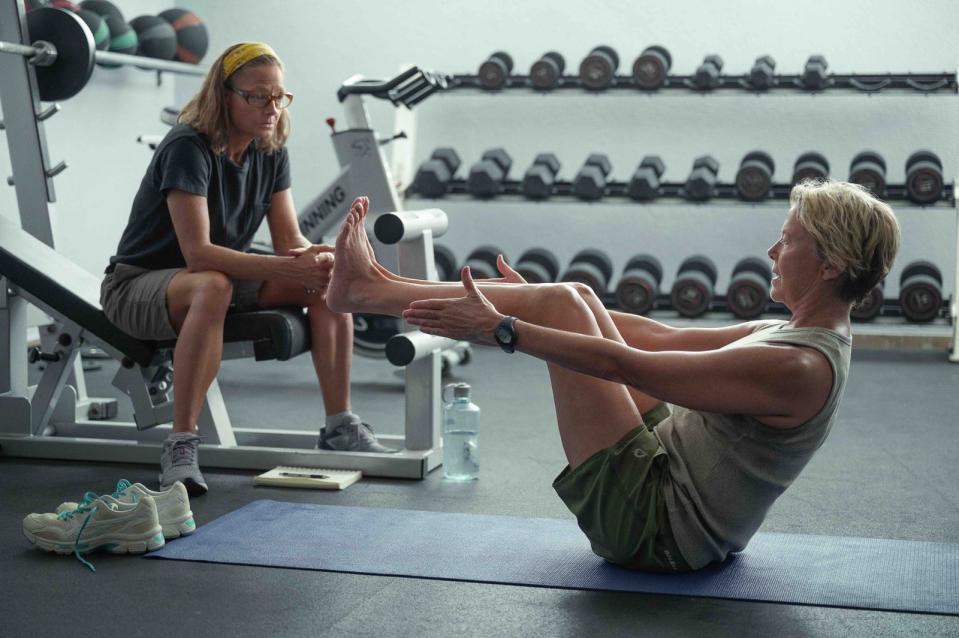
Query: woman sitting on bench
[[327, 182, 899, 571], [101, 43, 395, 497]]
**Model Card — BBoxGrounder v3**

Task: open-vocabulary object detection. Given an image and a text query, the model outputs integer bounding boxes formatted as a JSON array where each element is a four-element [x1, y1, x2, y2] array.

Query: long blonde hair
[[179, 43, 290, 155], [790, 180, 901, 305]]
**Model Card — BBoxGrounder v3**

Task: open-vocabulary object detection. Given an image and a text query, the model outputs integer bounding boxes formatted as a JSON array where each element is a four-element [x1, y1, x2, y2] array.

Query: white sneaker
[[59, 480, 196, 540], [23, 495, 163, 571]]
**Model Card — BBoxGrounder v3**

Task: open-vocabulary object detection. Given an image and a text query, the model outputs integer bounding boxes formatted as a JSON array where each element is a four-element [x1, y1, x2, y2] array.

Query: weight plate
[[28, 7, 95, 101]]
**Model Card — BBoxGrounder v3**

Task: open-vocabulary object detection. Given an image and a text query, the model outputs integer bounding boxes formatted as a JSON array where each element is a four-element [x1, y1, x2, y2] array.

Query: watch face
[[496, 325, 513, 344]]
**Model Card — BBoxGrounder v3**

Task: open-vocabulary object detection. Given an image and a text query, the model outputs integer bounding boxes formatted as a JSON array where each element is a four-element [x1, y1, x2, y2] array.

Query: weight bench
[[0, 213, 445, 477]]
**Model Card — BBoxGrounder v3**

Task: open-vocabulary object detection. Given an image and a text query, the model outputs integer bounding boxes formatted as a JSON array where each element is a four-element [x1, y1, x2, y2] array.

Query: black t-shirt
[[107, 123, 291, 272]]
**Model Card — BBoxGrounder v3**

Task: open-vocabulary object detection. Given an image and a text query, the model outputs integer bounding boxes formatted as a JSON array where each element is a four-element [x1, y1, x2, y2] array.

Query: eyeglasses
[[229, 86, 293, 109]]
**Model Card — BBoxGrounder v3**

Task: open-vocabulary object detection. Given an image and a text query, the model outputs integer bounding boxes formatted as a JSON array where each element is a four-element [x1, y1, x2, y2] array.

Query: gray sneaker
[[318, 421, 398, 454], [159, 434, 209, 496]]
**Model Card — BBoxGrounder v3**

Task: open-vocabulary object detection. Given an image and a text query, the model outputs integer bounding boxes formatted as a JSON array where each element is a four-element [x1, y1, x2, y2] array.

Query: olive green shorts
[[553, 404, 691, 573]]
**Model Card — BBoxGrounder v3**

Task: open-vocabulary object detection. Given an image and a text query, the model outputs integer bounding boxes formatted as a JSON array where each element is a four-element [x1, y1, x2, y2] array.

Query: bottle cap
[[444, 382, 471, 401]]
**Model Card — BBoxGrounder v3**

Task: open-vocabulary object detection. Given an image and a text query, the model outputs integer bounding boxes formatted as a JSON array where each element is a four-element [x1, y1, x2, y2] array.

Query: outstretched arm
[[405, 267, 831, 426]]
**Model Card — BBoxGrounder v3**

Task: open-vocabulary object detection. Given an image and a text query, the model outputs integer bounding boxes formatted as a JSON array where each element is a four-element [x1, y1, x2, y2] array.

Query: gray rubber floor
[[2, 345, 959, 638]]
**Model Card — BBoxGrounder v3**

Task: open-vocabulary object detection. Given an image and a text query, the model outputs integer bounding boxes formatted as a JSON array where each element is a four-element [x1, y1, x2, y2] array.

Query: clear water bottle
[[443, 382, 480, 480]]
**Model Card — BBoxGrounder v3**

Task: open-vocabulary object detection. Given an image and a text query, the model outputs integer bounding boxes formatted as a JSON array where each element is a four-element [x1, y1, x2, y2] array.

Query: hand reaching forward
[[493, 254, 527, 284], [403, 266, 505, 345]]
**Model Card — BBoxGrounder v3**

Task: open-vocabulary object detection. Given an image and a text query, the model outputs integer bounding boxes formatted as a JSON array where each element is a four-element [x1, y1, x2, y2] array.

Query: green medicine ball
[[75, 9, 110, 50]]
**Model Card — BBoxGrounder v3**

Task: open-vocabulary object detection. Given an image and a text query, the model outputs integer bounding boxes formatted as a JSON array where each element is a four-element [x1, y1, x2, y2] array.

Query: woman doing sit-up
[[327, 181, 899, 571]]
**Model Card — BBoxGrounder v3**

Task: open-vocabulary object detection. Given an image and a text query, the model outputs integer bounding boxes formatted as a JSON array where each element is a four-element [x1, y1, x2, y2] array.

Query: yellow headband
[[222, 43, 279, 80]]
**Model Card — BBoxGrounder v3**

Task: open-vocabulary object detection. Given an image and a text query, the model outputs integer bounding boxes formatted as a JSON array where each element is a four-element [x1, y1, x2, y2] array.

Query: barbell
[[0, 7, 206, 102]]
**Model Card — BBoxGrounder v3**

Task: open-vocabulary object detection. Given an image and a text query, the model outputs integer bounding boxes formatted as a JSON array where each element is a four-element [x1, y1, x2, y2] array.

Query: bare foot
[[326, 207, 387, 314], [353, 197, 403, 282]]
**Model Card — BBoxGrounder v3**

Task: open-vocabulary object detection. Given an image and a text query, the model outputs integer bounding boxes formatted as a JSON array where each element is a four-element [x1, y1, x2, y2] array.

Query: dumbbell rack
[[411, 178, 954, 205], [378, 66, 959, 361], [448, 72, 958, 95]]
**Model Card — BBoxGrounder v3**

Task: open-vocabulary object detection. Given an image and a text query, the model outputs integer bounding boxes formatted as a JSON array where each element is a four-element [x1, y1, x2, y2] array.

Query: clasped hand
[[287, 244, 334, 292], [403, 266, 505, 345]]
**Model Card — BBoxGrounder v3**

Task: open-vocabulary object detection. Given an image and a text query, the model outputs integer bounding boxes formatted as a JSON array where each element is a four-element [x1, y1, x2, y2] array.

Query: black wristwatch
[[493, 316, 518, 353]]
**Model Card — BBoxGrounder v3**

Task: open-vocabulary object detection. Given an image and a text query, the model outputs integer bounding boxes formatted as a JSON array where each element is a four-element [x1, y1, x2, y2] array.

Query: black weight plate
[[624, 253, 663, 284], [899, 280, 942, 323], [574, 248, 614, 282], [678, 254, 718, 285], [518, 247, 560, 283], [726, 276, 768, 318], [906, 165, 944, 204], [28, 7, 95, 101], [850, 151, 887, 173], [900, 260, 942, 286], [850, 284, 883, 321], [353, 313, 400, 357], [906, 149, 942, 171], [616, 277, 658, 314], [731, 256, 772, 282]]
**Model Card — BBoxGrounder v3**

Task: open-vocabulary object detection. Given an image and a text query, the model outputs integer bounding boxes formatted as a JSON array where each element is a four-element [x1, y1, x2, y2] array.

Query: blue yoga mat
[[148, 500, 959, 615]]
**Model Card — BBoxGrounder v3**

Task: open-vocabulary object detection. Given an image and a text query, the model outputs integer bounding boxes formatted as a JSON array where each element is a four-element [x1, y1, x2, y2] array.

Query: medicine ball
[[158, 8, 209, 64], [49, 0, 80, 10], [129, 15, 176, 60], [81, 0, 134, 65], [75, 9, 110, 50], [79, 0, 122, 23]]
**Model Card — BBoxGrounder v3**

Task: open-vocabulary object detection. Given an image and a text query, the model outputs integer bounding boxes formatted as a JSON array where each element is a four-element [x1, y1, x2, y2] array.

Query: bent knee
[[191, 271, 234, 304], [567, 281, 601, 305], [541, 282, 590, 309]]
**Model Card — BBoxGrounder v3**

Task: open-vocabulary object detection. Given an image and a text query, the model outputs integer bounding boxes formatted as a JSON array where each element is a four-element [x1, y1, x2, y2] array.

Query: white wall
[[4, 0, 958, 297]]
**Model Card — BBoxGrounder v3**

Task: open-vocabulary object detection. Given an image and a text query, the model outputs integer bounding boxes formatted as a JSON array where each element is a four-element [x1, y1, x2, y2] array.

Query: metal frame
[[0, 0, 450, 478]]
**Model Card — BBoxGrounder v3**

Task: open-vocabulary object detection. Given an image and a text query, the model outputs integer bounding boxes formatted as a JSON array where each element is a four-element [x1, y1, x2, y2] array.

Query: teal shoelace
[[59, 479, 139, 571], [56, 494, 102, 573], [111, 479, 136, 503]]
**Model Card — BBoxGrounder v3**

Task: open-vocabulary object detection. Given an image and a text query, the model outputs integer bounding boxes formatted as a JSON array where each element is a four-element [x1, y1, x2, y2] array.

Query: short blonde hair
[[790, 180, 901, 305], [178, 43, 290, 155]]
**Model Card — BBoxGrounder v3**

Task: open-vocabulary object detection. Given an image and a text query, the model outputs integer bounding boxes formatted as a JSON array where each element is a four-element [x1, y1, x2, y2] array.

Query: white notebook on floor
[[254, 466, 362, 490]]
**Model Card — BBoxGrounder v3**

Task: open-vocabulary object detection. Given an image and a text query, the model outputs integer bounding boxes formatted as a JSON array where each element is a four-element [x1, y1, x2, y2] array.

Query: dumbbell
[[851, 281, 884, 322], [848, 151, 887, 195], [468, 148, 513, 198], [579, 45, 619, 90], [802, 55, 829, 90], [478, 51, 513, 90], [465, 246, 507, 280], [628, 155, 666, 201], [615, 254, 662, 314], [671, 255, 718, 318], [684, 155, 720, 201], [632, 45, 671, 90], [898, 261, 943, 323], [693, 54, 724, 90], [726, 257, 772, 319], [905, 150, 944, 204], [735, 151, 776, 202], [792, 152, 830, 184], [412, 147, 461, 197], [522, 153, 561, 199], [561, 249, 614, 296], [515, 248, 560, 284], [530, 51, 565, 90], [572, 154, 612, 201], [749, 55, 777, 90], [433, 244, 457, 281]]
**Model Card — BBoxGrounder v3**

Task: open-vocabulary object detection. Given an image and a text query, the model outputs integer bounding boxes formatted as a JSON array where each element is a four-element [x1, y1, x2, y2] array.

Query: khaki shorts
[[100, 263, 263, 341], [553, 404, 691, 573]]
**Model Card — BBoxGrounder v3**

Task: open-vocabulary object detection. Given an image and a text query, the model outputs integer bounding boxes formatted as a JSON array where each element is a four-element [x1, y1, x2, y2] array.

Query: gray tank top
[[654, 322, 852, 569]]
